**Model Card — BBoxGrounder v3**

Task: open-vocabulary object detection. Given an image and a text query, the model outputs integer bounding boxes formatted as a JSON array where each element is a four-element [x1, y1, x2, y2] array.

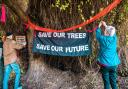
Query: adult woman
[[96, 21, 120, 89]]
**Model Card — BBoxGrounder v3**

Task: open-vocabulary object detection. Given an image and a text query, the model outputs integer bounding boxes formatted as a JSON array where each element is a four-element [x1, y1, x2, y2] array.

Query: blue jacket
[[96, 28, 120, 66]]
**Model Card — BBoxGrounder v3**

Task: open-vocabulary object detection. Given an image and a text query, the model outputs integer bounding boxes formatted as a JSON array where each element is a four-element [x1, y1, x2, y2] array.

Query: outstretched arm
[[96, 27, 102, 41], [96, 21, 106, 41]]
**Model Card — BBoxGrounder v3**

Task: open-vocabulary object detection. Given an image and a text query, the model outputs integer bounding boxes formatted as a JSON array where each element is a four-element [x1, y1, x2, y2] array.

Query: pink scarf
[[0, 3, 6, 23]]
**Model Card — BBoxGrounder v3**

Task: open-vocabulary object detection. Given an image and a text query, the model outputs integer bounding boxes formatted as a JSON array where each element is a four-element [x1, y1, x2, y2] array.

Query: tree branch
[[5, 0, 28, 23]]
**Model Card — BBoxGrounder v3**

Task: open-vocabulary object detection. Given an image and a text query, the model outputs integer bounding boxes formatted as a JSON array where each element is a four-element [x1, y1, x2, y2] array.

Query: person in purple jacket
[[96, 21, 120, 89]]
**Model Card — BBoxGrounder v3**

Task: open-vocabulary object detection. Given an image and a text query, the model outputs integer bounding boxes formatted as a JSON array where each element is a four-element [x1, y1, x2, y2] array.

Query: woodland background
[[0, 0, 128, 89]]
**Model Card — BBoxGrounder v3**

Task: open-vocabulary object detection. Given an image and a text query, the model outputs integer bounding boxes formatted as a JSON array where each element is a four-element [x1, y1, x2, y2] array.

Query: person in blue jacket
[[0, 37, 4, 89], [96, 21, 120, 89]]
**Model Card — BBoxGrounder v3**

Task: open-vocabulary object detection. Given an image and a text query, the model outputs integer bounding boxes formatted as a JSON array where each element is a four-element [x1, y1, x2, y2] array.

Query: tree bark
[[4, 1, 79, 89], [4, 0, 128, 89]]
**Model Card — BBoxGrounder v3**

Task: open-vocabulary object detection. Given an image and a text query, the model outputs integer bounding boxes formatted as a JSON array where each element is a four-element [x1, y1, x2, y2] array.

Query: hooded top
[[96, 27, 120, 66]]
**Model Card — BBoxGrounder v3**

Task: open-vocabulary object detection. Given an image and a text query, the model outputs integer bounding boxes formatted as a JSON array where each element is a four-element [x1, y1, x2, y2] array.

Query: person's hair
[[105, 26, 116, 36], [6, 32, 13, 36]]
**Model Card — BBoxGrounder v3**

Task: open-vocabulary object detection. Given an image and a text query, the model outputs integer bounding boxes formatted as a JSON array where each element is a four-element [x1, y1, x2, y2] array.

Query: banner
[[32, 31, 91, 56]]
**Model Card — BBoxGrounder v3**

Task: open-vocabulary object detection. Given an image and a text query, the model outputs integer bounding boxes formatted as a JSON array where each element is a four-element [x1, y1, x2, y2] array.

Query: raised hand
[[101, 21, 107, 28]]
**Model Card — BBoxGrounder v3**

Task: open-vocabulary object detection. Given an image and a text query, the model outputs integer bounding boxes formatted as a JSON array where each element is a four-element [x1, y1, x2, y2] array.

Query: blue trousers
[[3, 63, 20, 89], [100, 66, 118, 89]]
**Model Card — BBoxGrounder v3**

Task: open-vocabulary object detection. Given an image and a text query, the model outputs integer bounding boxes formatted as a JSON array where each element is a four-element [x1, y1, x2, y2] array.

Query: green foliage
[[52, 0, 71, 11]]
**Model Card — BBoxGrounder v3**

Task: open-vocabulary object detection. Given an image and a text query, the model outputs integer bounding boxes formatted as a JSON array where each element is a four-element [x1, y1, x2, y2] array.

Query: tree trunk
[[4, 0, 128, 89], [4, 1, 81, 89]]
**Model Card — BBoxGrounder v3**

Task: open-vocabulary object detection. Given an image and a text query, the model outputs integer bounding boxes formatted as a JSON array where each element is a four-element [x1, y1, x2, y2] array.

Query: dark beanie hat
[[6, 32, 13, 36]]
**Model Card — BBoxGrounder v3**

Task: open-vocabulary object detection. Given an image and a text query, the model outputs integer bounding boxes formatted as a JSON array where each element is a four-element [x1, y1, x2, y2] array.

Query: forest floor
[[8, 69, 128, 89], [22, 71, 128, 89]]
